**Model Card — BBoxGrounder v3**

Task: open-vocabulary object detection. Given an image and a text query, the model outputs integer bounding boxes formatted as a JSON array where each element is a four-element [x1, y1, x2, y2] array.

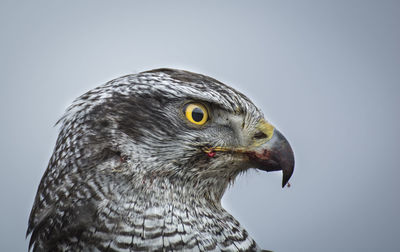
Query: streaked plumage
[[27, 68, 294, 251]]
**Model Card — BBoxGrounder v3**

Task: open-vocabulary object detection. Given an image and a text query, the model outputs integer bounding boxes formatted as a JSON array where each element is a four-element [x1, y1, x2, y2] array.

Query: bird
[[27, 68, 294, 251]]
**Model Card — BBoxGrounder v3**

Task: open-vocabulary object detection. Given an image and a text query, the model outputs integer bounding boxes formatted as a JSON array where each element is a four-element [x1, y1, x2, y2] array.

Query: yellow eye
[[184, 103, 208, 125]]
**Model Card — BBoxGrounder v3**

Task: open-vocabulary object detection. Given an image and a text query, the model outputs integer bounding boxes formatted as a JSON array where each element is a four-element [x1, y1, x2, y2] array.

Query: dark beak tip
[[282, 172, 292, 188], [281, 151, 295, 188]]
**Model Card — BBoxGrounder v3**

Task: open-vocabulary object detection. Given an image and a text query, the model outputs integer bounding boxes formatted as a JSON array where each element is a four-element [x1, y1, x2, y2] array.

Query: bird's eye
[[183, 103, 208, 126]]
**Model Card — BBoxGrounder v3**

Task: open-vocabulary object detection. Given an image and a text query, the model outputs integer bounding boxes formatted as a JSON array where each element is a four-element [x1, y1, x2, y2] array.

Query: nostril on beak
[[253, 131, 268, 140]]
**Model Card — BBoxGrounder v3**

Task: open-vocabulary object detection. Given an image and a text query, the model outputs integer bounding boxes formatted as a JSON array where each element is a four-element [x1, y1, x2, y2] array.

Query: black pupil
[[192, 107, 204, 122]]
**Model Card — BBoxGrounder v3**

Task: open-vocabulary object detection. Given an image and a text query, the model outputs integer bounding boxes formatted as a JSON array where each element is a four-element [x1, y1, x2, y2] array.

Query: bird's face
[[147, 99, 294, 187], [62, 69, 294, 200]]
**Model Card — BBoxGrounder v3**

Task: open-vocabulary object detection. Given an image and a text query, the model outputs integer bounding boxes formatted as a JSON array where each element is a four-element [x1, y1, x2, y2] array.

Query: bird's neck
[[97, 175, 259, 251], [88, 163, 259, 250]]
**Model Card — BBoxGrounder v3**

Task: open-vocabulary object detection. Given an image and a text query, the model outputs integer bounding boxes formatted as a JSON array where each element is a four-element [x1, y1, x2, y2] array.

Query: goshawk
[[27, 68, 294, 251]]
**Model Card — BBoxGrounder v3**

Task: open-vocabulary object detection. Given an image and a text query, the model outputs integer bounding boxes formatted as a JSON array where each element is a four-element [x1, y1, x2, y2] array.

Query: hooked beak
[[247, 121, 295, 187], [202, 120, 294, 187]]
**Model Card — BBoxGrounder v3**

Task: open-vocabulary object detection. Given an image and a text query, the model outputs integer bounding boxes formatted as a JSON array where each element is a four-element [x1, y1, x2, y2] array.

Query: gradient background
[[1, 1, 399, 251]]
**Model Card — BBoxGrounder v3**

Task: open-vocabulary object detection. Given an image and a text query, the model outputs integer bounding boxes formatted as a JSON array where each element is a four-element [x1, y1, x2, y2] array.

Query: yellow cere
[[254, 119, 275, 145], [184, 103, 208, 125], [258, 119, 274, 140]]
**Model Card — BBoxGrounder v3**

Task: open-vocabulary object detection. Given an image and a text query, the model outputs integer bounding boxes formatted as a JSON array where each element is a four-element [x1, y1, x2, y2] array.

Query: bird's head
[[57, 68, 294, 203]]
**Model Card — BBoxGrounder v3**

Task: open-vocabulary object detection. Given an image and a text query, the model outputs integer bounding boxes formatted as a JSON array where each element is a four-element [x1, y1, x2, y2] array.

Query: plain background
[[1, 1, 399, 251]]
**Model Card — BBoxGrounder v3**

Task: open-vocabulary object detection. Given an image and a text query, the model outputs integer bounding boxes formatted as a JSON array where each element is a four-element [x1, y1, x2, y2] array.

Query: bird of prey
[[27, 68, 294, 251]]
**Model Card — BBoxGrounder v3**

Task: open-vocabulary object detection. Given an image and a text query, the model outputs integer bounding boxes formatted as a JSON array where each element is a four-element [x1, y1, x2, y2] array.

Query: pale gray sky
[[1, 1, 399, 251]]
